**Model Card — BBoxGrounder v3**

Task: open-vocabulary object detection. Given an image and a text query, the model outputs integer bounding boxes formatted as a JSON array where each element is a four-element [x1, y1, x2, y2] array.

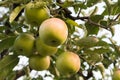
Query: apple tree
[[0, 0, 120, 80]]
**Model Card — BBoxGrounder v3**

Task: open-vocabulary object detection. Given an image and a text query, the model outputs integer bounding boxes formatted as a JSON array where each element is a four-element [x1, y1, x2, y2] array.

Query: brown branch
[[15, 70, 26, 80], [88, 19, 109, 30], [113, 13, 120, 21]]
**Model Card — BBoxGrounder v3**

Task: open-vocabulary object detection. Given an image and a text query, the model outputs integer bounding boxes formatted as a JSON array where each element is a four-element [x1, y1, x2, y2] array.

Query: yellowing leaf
[[9, 5, 25, 23], [66, 18, 79, 27]]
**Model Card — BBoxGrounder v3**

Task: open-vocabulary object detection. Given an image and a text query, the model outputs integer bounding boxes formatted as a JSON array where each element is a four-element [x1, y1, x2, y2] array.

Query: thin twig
[[113, 13, 120, 21]]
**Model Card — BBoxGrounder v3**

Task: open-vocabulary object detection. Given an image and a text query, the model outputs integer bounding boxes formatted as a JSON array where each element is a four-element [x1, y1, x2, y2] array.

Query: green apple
[[35, 37, 58, 56], [56, 51, 80, 75], [13, 33, 35, 57], [24, 2, 50, 26], [29, 55, 50, 71], [39, 18, 68, 47], [112, 69, 120, 80]]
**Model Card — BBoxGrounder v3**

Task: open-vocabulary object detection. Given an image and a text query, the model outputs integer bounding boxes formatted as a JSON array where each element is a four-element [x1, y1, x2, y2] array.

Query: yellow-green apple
[[13, 33, 35, 57], [29, 55, 50, 71], [24, 2, 50, 26], [39, 18, 68, 47], [112, 69, 120, 80], [56, 51, 80, 75], [35, 37, 58, 56]]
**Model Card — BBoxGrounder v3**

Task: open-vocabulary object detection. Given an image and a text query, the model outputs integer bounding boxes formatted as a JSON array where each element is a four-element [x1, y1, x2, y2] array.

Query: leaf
[[84, 48, 110, 54], [85, 23, 99, 35], [74, 2, 87, 9], [100, 20, 108, 27], [0, 55, 19, 79], [56, 1, 73, 8], [6, 71, 16, 80], [73, 2, 87, 13], [96, 63, 105, 77], [0, 36, 16, 53], [0, 26, 7, 33], [95, 40, 109, 47], [90, 15, 104, 23], [9, 5, 25, 23], [66, 19, 76, 34], [87, 0, 102, 7], [92, 48, 110, 54], [10, 21, 27, 32], [66, 18, 79, 27], [90, 6, 98, 16], [103, 0, 111, 15], [76, 36, 99, 48], [0, 33, 7, 40]]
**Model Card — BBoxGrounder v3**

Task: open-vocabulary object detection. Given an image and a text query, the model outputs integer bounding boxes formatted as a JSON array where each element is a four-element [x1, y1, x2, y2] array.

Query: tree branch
[[113, 13, 120, 21]]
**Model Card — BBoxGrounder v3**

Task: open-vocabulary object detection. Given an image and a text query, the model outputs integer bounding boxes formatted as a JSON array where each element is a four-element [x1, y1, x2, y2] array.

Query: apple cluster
[[13, 1, 81, 76]]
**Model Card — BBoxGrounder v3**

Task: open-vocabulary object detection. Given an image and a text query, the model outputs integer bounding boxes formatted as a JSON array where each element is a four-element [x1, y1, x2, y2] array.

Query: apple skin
[[112, 69, 120, 80], [13, 33, 35, 57], [56, 51, 80, 75], [24, 2, 50, 26], [39, 18, 68, 47], [29, 55, 50, 71], [35, 37, 58, 56]]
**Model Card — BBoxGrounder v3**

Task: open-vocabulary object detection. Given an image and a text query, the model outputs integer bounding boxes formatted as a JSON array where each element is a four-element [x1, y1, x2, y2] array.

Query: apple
[[24, 2, 50, 26], [56, 51, 80, 75], [35, 37, 58, 56], [112, 69, 120, 80], [39, 18, 68, 47], [13, 33, 35, 57], [29, 55, 50, 71]]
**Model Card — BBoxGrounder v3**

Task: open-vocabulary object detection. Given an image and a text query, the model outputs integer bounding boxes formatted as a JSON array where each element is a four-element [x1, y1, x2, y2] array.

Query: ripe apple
[[112, 69, 120, 80], [29, 55, 50, 71], [39, 18, 68, 47], [13, 33, 35, 57], [35, 37, 58, 56], [24, 2, 50, 26], [56, 51, 80, 75]]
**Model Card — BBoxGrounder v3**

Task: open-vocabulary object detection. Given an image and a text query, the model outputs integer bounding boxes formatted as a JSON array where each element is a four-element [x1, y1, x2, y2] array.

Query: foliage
[[0, 0, 120, 80]]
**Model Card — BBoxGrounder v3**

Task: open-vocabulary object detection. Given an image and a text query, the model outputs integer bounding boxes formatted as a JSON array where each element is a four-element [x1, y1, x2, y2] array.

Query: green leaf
[[87, 0, 102, 7], [0, 26, 7, 33], [9, 5, 25, 23], [0, 33, 7, 40], [0, 36, 16, 53], [57, 1, 73, 8], [95, 40, 109, 47], [76, 36, 99, 48], [100, 20, 108, 27], [6, 71, 16, 80], [93, 48, 110, 54], [85, 23, 99, 35], [84, 48, 110, 54], [10, 21, 27, 33], [0, 55, 19, 79], [73, 2, 87, 13], [103, 0, 111, 15], [74, 2, 87, 9], [103, 2, 120, 15], [90, 15, 104, 23], [66, 18, 79, 27]]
